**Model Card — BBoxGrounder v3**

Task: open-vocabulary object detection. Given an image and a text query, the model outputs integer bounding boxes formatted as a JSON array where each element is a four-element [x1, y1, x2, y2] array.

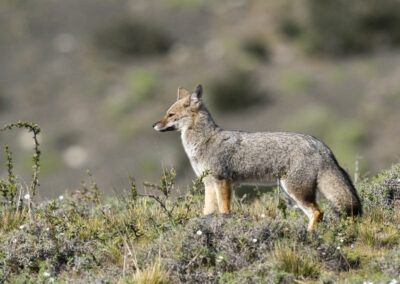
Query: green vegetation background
[[1, 0, 400, 198]]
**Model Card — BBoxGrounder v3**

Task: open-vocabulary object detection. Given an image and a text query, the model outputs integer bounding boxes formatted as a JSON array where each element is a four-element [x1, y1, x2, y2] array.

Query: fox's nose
[[152, 122, 157, 128]]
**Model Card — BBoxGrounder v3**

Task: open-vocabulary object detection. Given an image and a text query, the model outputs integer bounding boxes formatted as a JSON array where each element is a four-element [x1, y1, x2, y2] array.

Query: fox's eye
[[168, 113, 175, 117]]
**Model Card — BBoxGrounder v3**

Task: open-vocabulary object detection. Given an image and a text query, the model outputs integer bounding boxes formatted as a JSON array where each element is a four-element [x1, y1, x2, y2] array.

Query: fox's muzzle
[[153, 122, 176, 132]]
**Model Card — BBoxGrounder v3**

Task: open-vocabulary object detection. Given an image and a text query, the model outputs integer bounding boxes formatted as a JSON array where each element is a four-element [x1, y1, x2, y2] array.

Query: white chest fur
[[181, 131, 205, 176]]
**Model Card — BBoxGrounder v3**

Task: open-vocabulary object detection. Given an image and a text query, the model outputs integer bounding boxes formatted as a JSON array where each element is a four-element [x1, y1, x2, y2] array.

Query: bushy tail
[[318, 163, 362, 216]]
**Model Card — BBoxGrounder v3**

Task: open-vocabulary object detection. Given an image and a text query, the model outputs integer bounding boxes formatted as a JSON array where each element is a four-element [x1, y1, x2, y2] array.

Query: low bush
[[278, 0, 400, 56], [95, 19, 172, 58], [208, 69, 268, 112], [242, 37, 270, 61], [358, 164, 400, 210]]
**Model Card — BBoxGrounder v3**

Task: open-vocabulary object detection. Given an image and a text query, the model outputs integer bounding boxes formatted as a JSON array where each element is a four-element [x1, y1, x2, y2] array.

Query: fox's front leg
[[215, 179, 232, 214], [203, 177, 218, 215]]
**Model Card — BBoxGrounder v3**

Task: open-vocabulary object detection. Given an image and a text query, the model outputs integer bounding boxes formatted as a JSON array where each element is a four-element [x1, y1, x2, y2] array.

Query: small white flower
[[351, 244, 355, 248], [43, 271, 51, 277], [24, 194, 30, 200], [340, 239, 344, 243], [46, 227, 50, 231], [336, 246, 341, 250], [49, 278, 55, 283], [218, 255, 224, 260], [59, 195, 64, 200], [389, 279, 398, 284], [260, 213, 266, 218], [252, 238, 258, 243], [196, 230, 202, 236], [338, 233, 343, 236], [19, 225, 25, 230], [13, 239, 17, 243]]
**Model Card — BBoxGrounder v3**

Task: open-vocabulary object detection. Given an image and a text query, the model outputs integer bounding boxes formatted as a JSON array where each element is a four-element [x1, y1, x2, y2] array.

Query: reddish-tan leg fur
[[280, 180, 324, 231], [215, 179, 232, 214], [306, 202, 324, 231]]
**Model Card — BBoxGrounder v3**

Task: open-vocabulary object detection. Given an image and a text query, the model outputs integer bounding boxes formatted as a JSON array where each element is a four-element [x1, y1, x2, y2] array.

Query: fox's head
[[153, 85, 203, 132]]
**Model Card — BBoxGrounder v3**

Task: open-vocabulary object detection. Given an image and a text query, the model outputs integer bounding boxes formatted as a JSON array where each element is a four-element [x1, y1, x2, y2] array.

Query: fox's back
[[193, 130, 335, 183]]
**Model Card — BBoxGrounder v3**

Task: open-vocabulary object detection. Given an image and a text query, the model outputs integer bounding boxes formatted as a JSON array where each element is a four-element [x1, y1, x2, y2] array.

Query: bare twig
[[1, 121, 41, 213], [1, 121, 41, 196], [138, 193, 173, 219]]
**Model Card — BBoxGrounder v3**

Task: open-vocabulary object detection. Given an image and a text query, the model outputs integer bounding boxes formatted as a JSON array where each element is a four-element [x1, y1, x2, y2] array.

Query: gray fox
[[153, 85, 362, 230]]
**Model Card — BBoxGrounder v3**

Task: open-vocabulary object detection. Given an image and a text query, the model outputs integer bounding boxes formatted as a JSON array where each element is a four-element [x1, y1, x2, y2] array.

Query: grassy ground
[[0, 162, 400, 283]]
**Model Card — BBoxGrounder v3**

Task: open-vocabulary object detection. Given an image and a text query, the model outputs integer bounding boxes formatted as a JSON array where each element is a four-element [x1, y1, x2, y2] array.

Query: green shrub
[[279, 71, 312, 94], [373, 249, 400, 278], [95, 19, 172, 57], [0, 121, 41, 210], [358, 164, 400, 210], [242, 37, 270, 61], [209, 69, 267, 112], [278, 0, 400, 56], [104, 71, 158, 121], [126, 70, 158, 101]]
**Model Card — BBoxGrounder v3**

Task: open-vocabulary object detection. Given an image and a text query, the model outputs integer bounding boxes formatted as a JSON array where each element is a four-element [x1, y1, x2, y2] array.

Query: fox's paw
[[202, 213, 215, 220], [221, 212, 233, 219]]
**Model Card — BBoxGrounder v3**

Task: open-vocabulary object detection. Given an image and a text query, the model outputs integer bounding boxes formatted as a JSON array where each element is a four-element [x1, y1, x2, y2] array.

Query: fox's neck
[[181, 106, 219, 151]]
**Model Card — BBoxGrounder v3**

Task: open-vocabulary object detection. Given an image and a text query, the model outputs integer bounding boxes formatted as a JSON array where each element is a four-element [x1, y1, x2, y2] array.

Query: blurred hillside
[[1, 0, 400, 198]]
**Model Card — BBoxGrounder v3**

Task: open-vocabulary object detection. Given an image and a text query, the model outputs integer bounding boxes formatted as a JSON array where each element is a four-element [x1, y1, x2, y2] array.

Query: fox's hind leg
[[280, 180, 324, 231], [203, 177, 218, 215], [214, 179, 232, 214]]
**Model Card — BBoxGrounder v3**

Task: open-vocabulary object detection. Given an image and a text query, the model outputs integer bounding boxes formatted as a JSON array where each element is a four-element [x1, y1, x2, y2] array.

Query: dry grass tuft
[[0, 209, 27, 232], [271, 241, 321, 279], [130, 258, 170, 284]]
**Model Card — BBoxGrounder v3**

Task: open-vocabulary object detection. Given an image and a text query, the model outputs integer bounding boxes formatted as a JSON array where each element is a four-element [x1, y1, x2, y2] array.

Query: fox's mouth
[[160, 126, 176, 132]]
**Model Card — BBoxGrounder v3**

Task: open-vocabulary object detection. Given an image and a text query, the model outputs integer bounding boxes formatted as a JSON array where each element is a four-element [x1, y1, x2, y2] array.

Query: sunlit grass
[[129, 258, 170, 284], [0, 209, 27, 233], [271, 241, 321, 279]]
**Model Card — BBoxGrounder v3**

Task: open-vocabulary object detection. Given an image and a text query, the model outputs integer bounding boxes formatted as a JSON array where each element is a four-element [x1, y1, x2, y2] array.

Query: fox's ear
[[177, 87, 190, 100], [194, 84, 203, 99], [190, 84, 203, 105]]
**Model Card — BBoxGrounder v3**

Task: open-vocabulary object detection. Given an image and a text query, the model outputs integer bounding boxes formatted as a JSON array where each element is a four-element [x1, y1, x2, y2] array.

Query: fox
[[153, 85, 362, 231]]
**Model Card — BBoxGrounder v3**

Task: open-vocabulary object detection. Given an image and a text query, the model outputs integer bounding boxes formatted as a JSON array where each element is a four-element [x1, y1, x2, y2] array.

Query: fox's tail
[[317, 160, 362, 216]]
